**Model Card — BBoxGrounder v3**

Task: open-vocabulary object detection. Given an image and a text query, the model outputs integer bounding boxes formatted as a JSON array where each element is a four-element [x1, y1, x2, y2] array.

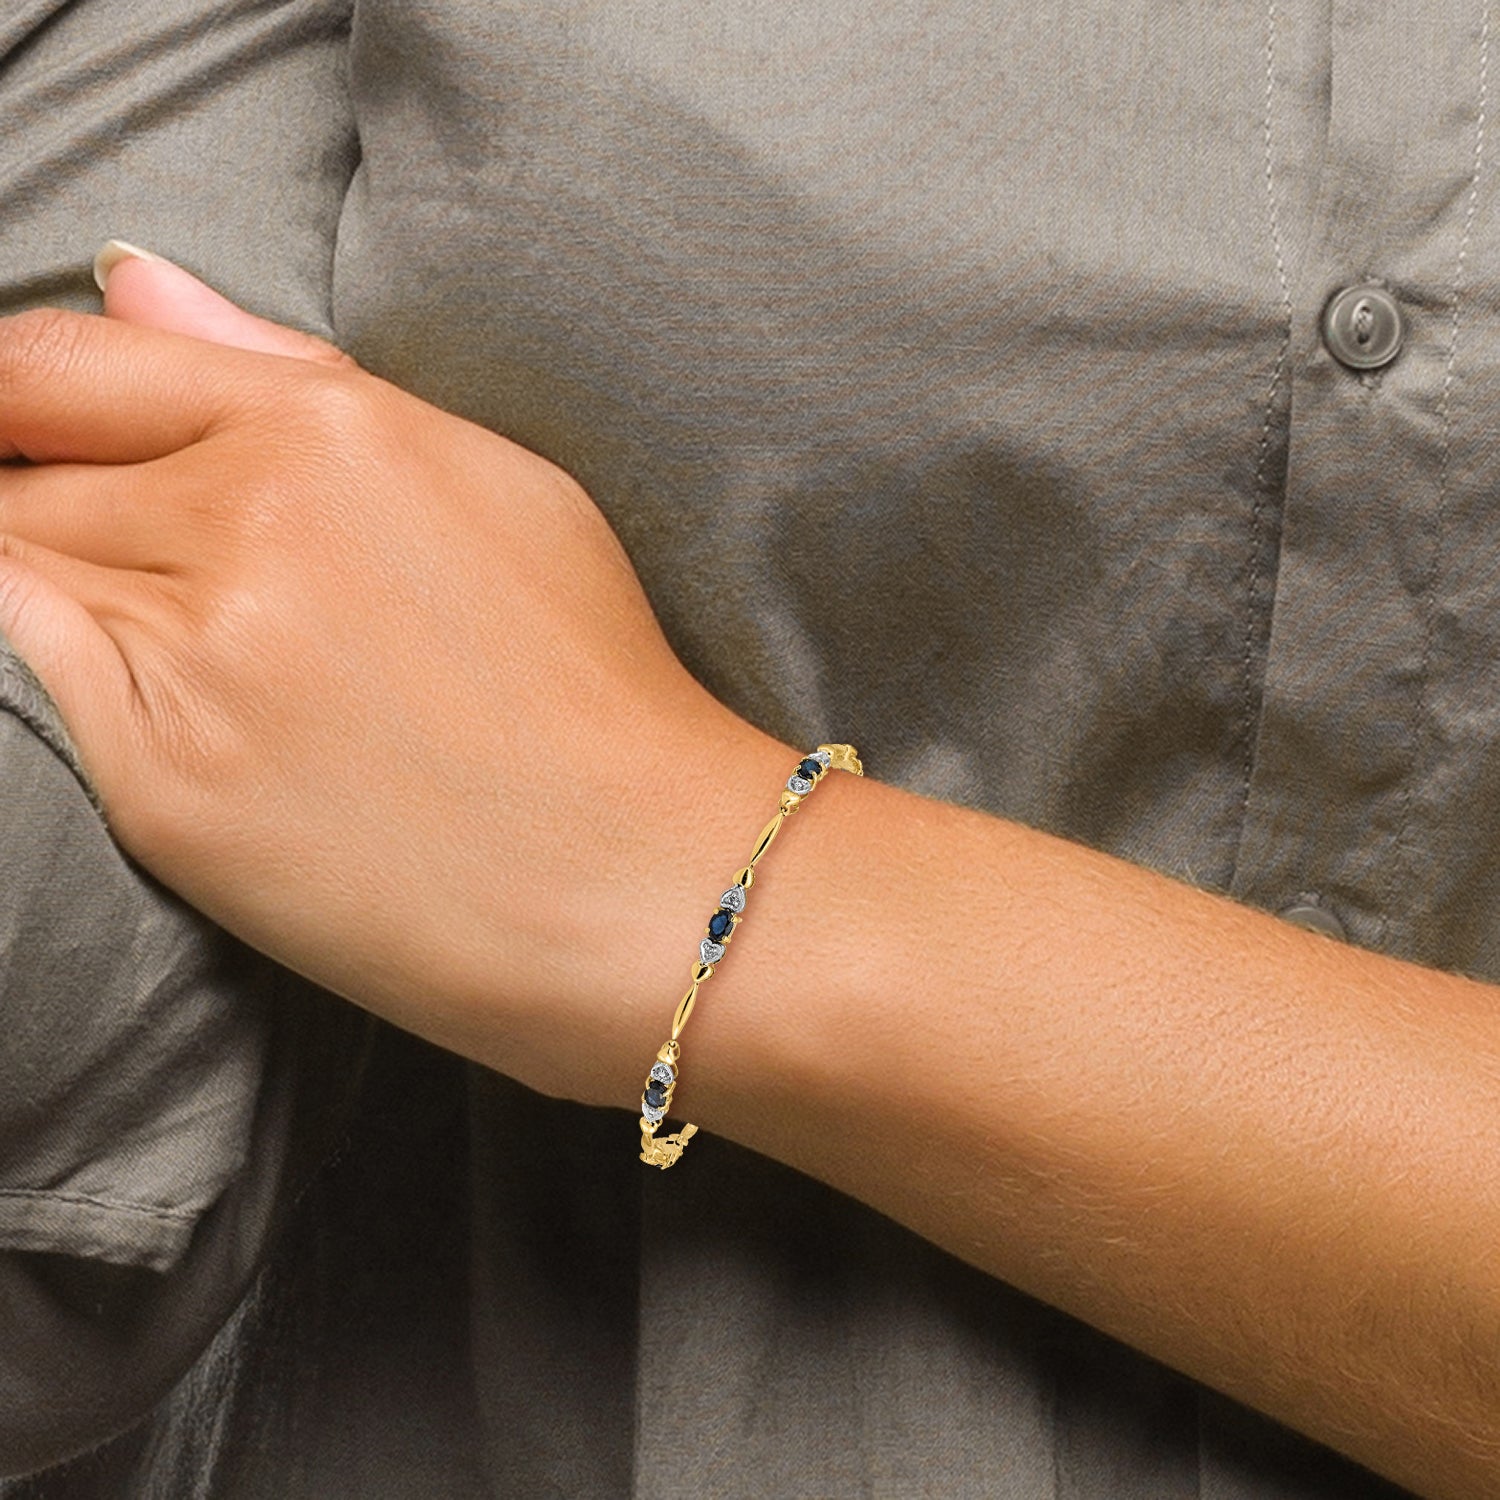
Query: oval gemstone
[[645, 1084, 667, 1109], [797, 758, 822, 781], [707, 909, 734, 940]]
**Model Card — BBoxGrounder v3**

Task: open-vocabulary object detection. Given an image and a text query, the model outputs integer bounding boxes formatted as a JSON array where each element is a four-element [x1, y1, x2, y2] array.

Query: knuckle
[[299, 367, 377, 434], [252, 370, 382, 492]]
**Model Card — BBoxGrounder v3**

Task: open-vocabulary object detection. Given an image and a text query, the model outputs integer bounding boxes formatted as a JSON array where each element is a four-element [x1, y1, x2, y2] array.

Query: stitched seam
[[0, 1186, 197, 1224], [1382, 2, 1489, 951], [1239, 0, 1295, 846]]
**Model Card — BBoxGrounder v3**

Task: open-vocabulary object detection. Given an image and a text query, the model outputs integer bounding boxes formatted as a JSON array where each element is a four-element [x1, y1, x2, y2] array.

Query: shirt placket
[[1230, 0, 1497, 970]]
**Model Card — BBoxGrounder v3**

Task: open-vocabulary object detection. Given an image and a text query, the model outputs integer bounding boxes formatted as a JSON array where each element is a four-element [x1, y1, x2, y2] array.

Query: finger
[[0, 540, 145, 782], [0, 531, 150, 620], [96, 241, 350, 367], [0, 305, 322, 464], [0, 459, 184, 572]]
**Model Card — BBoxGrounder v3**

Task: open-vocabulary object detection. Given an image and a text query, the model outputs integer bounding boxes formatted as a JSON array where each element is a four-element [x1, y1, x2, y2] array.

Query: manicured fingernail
[[92, 239, 170, 293]]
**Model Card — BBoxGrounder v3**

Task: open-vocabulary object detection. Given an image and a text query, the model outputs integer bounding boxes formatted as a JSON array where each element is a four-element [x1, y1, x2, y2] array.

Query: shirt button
[[1279, 901, 1347, 941], [1322, 284, 1406, 371]]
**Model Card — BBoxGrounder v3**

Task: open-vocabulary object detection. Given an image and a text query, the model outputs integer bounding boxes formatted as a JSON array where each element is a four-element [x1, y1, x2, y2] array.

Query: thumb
[[94, 240, 349, 366]]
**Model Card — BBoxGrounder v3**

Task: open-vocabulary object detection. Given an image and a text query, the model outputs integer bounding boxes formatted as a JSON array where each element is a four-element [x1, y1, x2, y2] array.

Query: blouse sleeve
[[0, 648, 368, 1477]]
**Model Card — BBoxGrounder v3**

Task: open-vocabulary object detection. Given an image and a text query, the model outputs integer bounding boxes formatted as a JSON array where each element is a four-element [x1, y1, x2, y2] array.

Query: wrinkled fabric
[[0, 0, 367, 1477], [1, 0, 1486, 1493]]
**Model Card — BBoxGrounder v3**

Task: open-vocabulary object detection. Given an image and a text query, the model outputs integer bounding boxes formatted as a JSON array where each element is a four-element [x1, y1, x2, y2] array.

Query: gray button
[[1322, 284, 1405, 371], [1279, 902, 1346, 941]]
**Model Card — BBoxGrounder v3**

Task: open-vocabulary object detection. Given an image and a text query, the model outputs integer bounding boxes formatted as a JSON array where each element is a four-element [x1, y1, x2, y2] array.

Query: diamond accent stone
[[810, 749, 832, 768], [719, 884, 746, 913], [787, 775, 813, 795], [699, 938, 725, 964], [649, 1062, 675, 1086], [642, 1102, 666, 1124]]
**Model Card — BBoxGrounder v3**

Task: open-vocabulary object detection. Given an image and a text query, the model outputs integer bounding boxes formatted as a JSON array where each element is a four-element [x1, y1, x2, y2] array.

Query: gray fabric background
[[1, 0, 1480, 1492]]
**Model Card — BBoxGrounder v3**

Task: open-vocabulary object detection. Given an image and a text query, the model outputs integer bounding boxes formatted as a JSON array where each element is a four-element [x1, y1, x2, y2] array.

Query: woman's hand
[[0, 252, 787, 1102]]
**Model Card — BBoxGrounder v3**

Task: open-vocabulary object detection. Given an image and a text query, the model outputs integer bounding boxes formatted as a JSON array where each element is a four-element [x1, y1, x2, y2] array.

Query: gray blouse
[[1, 0, 1478, 1493]]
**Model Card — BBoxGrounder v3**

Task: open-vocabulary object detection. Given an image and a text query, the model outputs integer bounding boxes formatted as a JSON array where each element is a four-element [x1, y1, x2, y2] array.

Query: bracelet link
[[748, 814, 783, 865], [637, 743, 861, 1169], [670, 982, 699, 1039], [818, 743, 864, 775]]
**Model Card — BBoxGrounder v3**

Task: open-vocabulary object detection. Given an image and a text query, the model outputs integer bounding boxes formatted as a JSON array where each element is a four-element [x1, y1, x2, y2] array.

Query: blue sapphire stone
[[645, 1083, 668, 1109], [797, 757, 822, 781], [707, 908, 734, 941]]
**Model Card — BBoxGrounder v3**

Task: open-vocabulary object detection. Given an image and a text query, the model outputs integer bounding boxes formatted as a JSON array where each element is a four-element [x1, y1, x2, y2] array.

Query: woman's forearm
[[651, 732, 1500, 1499], [9, 277, 1495, 1497]]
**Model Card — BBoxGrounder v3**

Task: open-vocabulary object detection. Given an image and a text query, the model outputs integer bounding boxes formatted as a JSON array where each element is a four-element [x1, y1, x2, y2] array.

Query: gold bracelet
[[637, 742, 864, 1168]]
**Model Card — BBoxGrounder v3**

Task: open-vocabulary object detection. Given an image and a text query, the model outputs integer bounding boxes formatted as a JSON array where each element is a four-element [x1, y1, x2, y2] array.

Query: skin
[[0, 255, 1497, 1497]]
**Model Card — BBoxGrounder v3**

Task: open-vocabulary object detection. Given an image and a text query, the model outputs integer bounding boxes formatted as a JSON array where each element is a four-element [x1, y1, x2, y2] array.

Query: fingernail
[[92, 239, 170, 293]]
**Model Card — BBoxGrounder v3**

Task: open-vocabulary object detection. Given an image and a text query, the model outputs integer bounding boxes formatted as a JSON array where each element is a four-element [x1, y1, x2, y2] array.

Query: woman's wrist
[[408, 691, 806, 1106]]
